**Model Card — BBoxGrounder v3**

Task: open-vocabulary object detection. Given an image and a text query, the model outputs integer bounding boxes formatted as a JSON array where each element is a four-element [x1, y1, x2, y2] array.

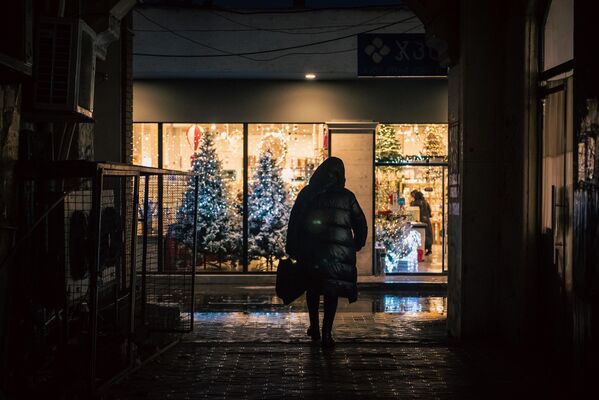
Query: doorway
[[540, 77, 574, 297]]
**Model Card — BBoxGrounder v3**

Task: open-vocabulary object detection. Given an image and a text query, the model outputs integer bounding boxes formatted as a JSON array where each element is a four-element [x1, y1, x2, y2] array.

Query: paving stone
[[104, 293, 565, 399]]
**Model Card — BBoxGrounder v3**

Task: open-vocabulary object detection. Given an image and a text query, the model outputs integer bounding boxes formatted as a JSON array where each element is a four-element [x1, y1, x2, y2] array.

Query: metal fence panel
[[139, 174, 197, 332]]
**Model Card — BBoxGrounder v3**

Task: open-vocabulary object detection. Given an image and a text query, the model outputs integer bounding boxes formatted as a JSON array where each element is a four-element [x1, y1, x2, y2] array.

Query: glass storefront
[[247, 124, 326, 271], [374, 124, 448, 274], [134, 122, 325, 272], [133, 123, 159, 167], [133, 122, 447, 274]]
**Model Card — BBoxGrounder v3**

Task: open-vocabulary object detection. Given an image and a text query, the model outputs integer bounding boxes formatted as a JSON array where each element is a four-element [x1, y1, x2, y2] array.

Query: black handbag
[[275, 258, 306, 305]]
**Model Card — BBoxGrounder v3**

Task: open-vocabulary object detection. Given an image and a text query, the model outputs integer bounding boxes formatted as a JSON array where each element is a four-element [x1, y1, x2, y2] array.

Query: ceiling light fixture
[[305, 73, 316, 80]]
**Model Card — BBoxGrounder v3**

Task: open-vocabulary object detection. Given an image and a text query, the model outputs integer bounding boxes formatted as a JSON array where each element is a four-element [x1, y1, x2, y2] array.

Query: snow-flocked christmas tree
[[173, 132, 240, 269], [248, 149, 291, 270], [376, 124, 402, 161]]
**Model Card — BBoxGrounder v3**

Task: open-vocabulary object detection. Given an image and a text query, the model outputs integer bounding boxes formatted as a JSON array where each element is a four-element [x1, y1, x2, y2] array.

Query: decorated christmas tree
[[376, 124, 402, 161], [173, 132, 240, 268], [248, 149, 291, 270], [421, 126, 446, 183], [421, 126, 446, 157]]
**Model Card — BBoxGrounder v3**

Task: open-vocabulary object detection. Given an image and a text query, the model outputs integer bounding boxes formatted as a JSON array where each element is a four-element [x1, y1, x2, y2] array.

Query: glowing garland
[[375, 211, 421, 272], [258, 130, 289, 166], [376, 155, 448, 164]]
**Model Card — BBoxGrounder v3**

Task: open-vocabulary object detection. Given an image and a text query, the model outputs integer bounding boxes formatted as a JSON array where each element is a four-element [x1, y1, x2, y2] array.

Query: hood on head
[[411, 190, 424, 200], [309, 157, 346, 189]]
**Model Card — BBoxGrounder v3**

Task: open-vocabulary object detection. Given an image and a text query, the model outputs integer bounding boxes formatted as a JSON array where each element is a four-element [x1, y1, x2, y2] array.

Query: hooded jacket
[[286, 157, 367, 302]]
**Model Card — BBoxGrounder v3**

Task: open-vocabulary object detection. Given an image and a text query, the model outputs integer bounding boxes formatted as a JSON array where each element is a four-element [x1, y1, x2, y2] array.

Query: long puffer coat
[[286, 157, 368, 303]]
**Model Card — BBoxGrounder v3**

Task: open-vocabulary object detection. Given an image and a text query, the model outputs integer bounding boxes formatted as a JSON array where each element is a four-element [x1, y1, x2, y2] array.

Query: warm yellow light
[[305, 73, 316, 80]]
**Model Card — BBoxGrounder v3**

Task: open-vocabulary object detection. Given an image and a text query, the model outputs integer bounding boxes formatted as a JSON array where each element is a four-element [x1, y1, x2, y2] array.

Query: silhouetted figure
[[410, 190, 433, 255], [286, 157, 368, 348]]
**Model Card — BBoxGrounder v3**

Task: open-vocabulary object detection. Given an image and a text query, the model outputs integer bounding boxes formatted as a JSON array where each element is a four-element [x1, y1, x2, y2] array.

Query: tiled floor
[[105, 287, 573, 399], [107, 342, 524, 400]]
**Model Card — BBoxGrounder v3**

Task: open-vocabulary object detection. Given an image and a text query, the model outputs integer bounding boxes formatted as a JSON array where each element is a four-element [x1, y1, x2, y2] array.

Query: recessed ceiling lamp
[[305, 73, 316, 80]]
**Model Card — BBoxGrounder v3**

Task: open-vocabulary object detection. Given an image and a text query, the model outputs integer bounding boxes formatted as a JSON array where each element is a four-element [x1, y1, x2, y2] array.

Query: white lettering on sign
[[394, 40, 410, 61], [392, 40, 441, 63], [413, 42, 425, 61]]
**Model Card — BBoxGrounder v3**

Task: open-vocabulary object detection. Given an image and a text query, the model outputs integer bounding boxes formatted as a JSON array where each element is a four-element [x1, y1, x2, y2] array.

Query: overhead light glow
[[305, 73, 316, 80]]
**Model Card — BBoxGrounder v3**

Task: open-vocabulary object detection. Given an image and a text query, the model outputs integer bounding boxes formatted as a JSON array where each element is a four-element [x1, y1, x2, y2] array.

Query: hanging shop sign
[[357, 33, 447, 77]]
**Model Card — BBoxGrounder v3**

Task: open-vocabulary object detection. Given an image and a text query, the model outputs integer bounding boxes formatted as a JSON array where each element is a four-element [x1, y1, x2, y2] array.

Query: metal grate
[[140, 174, 198, 332], [11, 162, 197, 395]]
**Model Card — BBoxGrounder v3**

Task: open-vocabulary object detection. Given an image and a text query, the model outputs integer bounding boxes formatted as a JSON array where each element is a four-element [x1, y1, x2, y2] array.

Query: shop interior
[[132, 122, 448, 274], [375, 124, 448, 274], [133, 122, 325, 272]]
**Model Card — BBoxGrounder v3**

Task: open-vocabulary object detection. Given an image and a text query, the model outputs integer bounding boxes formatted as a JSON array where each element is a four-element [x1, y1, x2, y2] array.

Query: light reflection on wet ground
[[177, 287, 448, 343], [190, 286, 447, 315]]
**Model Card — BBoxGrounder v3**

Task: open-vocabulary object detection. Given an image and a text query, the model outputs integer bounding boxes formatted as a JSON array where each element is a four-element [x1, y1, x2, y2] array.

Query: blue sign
[[357, 33, 447, 77]]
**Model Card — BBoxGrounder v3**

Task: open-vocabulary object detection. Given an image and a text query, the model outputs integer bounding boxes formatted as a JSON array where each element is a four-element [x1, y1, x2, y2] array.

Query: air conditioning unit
[[34, 17, 96, 119]]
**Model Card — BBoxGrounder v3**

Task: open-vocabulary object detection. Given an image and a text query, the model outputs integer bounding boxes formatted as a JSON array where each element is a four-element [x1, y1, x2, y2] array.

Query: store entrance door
[[327, 122, 377, 276]]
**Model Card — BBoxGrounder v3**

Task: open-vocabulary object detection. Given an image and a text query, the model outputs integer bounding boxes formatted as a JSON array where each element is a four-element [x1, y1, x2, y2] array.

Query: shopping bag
[[275, 258, 306, 305]]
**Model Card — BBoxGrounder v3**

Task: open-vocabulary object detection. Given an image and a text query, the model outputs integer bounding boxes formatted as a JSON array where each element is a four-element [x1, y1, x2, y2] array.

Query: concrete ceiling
[[133, 5, 423, 79]]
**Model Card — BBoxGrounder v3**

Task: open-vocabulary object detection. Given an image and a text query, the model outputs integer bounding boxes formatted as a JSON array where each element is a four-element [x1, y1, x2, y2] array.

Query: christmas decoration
[[186, 124, 204, 152], [421, 125, 446, 157], [376, 124, 402, 161], [248, 149, 291, 271], [376, 155, 448, 164], [173, 132, 241, 269], [258, 130, 288, 165], [376, 210, 421, 273]]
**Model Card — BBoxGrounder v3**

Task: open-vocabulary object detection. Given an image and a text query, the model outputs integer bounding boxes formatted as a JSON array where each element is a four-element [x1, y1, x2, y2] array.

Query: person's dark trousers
[[425, 223, 433, 252], [306, 289, 339, 334], [306, 289, 320, 330]]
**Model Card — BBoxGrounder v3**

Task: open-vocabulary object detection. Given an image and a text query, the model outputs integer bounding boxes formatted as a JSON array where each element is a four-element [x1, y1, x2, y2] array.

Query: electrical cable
[[243, 47, 358, 62], [134, 12, 418, 59], [138, 3, 408, 15], [135, 9, 256, 61], [134, 21, 422, 33], [207, 9, 402, 35]]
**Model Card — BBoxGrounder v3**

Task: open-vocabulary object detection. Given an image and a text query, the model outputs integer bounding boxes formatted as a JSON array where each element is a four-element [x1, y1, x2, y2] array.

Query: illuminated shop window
[[164, 123, 244, 272], [376, 123, 448, 162], [132, 122, 325, 273], [375, 124, 448, 274], [133, 123, 159, 167], [247, 123, 326, 272]]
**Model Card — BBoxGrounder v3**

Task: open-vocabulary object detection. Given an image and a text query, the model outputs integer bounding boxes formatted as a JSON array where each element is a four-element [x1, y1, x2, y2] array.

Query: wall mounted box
[[33, 17, 96, 120]]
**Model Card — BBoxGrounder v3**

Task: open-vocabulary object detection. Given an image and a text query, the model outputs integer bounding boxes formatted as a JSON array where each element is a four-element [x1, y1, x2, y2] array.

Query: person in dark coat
[[286, 157, 368, 348], [410, 190, 433, 255]]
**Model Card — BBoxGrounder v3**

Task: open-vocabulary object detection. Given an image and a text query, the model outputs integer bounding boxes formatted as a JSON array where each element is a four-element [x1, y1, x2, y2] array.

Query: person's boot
[[307, 326, 321, 342], [321, 331, 335, 349]]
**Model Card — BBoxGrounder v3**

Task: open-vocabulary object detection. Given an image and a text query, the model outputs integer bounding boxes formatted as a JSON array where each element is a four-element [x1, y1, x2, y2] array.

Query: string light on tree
[[376, 124, 402, 161], [247, 149, 291, 271], [421, 125, 446, 157], [173, 132, 241, 270]]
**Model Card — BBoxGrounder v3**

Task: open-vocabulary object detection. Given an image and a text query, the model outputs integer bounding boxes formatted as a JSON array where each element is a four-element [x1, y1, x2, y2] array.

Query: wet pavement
[[105, 288, 560, 399], [185, 292, 447, 344]]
